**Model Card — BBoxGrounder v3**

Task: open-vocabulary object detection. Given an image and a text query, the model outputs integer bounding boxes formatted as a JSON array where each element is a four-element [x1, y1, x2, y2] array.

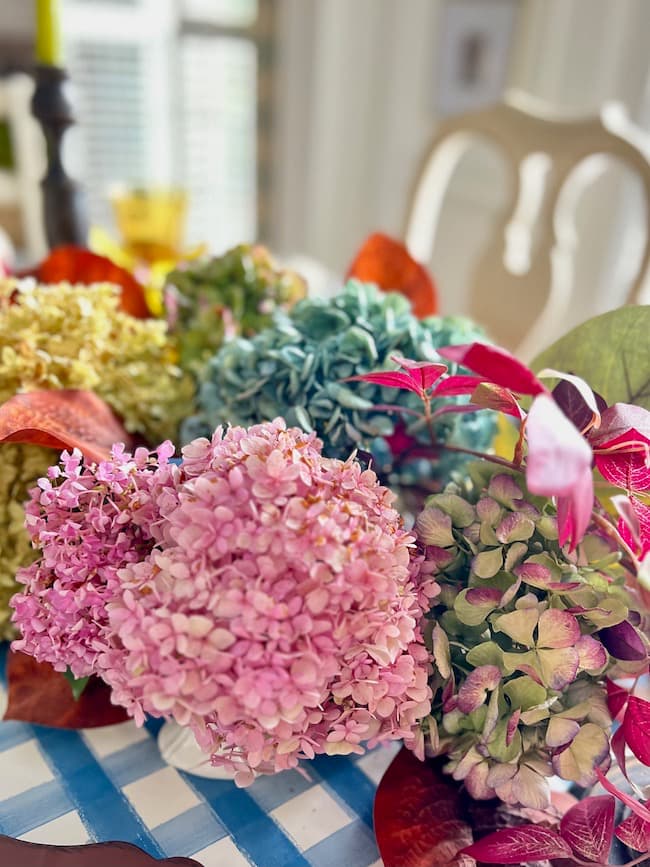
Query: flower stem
[[435, 442, 520, 471]]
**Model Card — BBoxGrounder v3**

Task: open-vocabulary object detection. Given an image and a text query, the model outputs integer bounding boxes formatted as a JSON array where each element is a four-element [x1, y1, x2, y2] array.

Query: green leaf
[[550, 722, 610, 786], [472, 547, 503, 578], [504, 675, 548, 711], [64, 668, 90, 701], [532, 306, 650, 410], [466, 641, 505, 671]]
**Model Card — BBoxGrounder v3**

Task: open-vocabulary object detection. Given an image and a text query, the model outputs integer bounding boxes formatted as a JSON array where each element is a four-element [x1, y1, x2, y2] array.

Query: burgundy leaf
[[552, 379, 607, 434], [345, 370, 425, 396], [623, 697, 650, 766], [374, 748, 473, 867], [611, 725, 628, 782], [605, 678, 629, 720], [615, 802, 650, 853], [461, 826, 572, 863], [471, 382, 524, 419], [432, 375, 485, 397], [598, 621, 648, 662], [438, 343, 546, 396], [0, 836, 200, 867], [346, 232, 438, 318], [559, 795, 615, 863]]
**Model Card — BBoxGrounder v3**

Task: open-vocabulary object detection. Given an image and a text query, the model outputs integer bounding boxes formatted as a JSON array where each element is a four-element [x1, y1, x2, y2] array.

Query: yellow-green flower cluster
[[0, 279, 193, 442], [0, 443, 54, 639]]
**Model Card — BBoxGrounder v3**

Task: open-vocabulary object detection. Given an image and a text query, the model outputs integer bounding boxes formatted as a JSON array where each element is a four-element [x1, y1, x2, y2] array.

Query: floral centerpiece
[[2, 236, 649, 866]]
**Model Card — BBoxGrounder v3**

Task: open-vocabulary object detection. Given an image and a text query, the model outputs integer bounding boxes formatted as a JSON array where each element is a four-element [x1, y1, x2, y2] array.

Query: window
[[61, 0, 264, 254]]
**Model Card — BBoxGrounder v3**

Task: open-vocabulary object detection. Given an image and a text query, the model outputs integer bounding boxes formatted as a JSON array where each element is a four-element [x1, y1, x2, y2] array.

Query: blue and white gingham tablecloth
[[0, 644, 393, 866]]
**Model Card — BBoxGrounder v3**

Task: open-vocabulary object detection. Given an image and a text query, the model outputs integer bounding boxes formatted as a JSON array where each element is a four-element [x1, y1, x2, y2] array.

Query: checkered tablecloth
[[0, 644, 394, 866]]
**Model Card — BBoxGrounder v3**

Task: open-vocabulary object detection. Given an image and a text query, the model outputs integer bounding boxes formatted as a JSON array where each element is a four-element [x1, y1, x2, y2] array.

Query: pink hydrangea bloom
[[99, 419, 434, 783], [11, 442, 178, 677]]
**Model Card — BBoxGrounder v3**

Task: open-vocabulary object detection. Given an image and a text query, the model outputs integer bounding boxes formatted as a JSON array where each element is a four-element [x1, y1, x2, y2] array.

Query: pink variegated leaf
[[526, 394, 594, 551], [623, 696, 650, 766], [575, 634, 608, 673], [598, 621, 648, 662], [432, 374, 485, 397], [536, 609, 581, 649], [559, 795, 615, 864], [506, 709, 520, 746], [466, 587, 503, 606], [460, 826, 572, 863], [470, 382, 524, 419], [344, 370, 425, 396], [605, 678, 630, 720], [591, 403, 650, 445], [538, 368, 602, 428], [456, 665, 501, 714], [611, 724, 628, 782], [390, 355, 448, 390], [615, 495, 650, 557], [615, 801, 650, 852], [595, 768, 650, 824], [591, 403, 650, 492], [438, 343, 547, 396]]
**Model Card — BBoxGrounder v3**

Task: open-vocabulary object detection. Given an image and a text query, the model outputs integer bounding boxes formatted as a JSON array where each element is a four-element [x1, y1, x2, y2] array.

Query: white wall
[[270, 0, 650, 324]]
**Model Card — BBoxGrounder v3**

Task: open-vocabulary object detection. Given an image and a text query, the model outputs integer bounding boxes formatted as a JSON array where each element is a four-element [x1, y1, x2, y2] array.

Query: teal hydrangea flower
[[184, 281, 495, 489]]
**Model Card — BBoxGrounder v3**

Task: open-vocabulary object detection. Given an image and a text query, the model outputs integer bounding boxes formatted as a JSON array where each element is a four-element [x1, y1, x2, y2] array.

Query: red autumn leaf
[[595, 768, 650, 824], [461, 825, 572, 863], [559, 795, 615, 863], [346, 232, 438, 318], [615, 802, 650, 853], [471, 382, 524, 419], [439, 343, 546, 396], [0, 835, 202, 866], [374, 747, 473, 867], [623, 696, 650, 766], [611, 725, 628, 782], [392, 356, 448, 391], [0, 390, 134, 463], [606, 678, 630, 721], [3, 651, 128, 729], [24, 245, 150, 319]]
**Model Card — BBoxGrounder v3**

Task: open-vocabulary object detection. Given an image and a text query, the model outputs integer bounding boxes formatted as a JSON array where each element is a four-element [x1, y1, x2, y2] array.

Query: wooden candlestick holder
[[31, 64, 88, 249]]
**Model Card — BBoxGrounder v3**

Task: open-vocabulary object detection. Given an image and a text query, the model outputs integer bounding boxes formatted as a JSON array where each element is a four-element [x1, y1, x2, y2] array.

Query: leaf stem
[[435, 442, 520, 471], [621, 853, 650, 867]]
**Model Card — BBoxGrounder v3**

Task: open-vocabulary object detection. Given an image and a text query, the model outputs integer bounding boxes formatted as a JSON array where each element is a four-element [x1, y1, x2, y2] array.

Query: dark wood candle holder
[[31, 64, 88, 249]]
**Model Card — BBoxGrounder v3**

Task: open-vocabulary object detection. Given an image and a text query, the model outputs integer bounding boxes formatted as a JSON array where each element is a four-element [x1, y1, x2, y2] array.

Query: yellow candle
[[35, 0, 63, 67]]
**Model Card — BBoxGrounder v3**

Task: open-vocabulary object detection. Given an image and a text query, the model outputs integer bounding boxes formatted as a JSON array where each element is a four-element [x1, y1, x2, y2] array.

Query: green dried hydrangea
[[0, 279, 193, 442], [415, 463, 646, 809], [166, 244, 306, 374], [0, 443, 54, 639], [184, 280, 495, 487]]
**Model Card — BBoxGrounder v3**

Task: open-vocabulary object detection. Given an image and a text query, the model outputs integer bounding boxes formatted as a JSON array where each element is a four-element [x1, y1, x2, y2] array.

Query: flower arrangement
[[12, 420, 434, 785], [165, 244, 306, 373], [185, 280, 495, 488], [2, 236, 649, 866]]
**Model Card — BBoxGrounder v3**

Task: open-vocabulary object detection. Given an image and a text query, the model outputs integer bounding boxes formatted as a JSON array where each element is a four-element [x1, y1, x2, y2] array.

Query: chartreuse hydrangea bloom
[[414, 463, 647, 810], [166, 244, 306, 374], [184, 280, 494, 487], [0, 444, 54, 639], [0, 279, 193, 442]]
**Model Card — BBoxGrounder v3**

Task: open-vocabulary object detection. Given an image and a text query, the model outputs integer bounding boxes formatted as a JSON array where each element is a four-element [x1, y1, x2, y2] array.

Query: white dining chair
[[405, 90, 650, 360]]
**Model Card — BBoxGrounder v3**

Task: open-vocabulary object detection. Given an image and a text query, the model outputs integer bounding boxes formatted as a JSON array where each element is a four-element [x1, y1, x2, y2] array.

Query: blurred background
[[1, 0, 650, 327]]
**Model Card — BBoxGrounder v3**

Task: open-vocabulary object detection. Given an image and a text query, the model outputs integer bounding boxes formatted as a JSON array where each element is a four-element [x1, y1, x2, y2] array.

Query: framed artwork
[[435, 0, 519, 116]]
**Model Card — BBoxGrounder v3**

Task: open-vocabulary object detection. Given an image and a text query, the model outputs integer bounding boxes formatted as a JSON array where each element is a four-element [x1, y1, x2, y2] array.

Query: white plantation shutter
[[180, 35, 257, 251], [61, 0, 261, 251]]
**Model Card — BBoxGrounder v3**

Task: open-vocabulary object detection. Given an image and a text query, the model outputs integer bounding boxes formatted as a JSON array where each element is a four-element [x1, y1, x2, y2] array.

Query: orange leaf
[[374, 747, 473, 867], [4, 651, 128, 729], [347, 233, 438, 318], [0, 390, 134, 463], [24, 245, 150, 319]]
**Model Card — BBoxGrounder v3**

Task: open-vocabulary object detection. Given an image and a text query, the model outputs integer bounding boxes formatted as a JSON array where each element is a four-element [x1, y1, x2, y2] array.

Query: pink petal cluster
[[12, 442, 178, 677], [101, 420, 434, 783]]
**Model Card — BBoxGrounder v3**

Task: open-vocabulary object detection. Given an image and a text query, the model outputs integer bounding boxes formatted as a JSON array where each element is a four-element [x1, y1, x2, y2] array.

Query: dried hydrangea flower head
[[12, 442, 179, 676], [185, 280, 494, 488], [415, 463, 648, 810], [94, 419, 436, 784], [165, 244, 306, 374], [0, 278, 192, 442], [0, 443, 54, 640]]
